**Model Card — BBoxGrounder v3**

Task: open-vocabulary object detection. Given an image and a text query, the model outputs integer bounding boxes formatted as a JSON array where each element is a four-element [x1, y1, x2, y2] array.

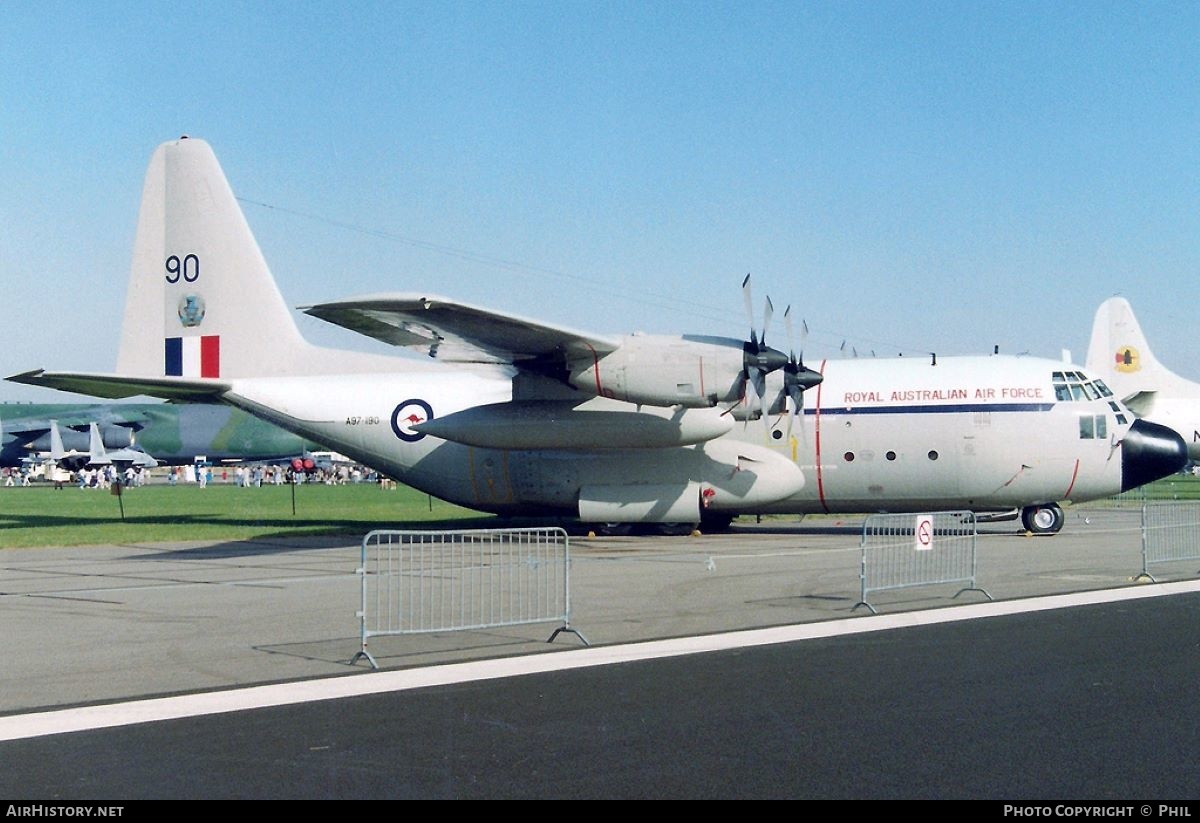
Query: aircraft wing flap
[[7, 370, 230, 402], [302, 293, 621, 364]]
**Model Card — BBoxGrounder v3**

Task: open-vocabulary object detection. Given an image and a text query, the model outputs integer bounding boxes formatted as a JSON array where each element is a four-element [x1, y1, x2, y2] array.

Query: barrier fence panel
[[856, 511, 991, 614], [1139, 501, 1200, 582], [354, 527, 585, 668]]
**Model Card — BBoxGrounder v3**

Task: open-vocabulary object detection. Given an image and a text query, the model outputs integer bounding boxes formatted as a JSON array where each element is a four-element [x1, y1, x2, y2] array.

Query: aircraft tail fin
[[49, 420, 65, 462], [87, 423, 111, 466], [116, 137, 400, 380], [1085, 297, 1199, 402]]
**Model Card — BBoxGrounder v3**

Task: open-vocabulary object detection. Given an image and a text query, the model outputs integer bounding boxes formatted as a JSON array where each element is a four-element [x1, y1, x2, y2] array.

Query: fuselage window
[[1079, 414, 1108, 439], [844, 452, 855, 462], [927, 450, 939, 460], [886, 451, 896, 461], [1079, 416, 1095, 439]]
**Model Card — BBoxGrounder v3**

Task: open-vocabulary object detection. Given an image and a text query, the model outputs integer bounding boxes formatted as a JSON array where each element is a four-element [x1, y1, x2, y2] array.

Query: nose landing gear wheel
[[1021, 503, 1064, 535]]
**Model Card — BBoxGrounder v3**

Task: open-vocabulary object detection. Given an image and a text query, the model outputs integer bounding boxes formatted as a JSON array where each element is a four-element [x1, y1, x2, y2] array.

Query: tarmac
[[0, 502, 1178, 715], [4, 501, 1200, 799]]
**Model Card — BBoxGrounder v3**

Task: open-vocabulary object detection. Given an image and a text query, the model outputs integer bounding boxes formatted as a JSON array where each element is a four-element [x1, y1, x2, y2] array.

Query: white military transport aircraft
[[8, 137, 1187, 534], [1086, 296, 1200, 462]]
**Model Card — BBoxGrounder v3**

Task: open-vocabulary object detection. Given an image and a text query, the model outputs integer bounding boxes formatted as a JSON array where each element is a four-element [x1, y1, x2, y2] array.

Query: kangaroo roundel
[[391, 399, 434, 442]]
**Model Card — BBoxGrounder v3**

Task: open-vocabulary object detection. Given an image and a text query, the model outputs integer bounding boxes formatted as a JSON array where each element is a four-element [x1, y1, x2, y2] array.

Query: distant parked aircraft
[[1086, 296, 1200, 461], [0, 402, 324, 469]]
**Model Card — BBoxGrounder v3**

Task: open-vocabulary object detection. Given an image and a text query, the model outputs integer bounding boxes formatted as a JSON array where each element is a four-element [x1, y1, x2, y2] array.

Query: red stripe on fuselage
[[585, 343, 605, 398], [1063, 458, 1080, 499]]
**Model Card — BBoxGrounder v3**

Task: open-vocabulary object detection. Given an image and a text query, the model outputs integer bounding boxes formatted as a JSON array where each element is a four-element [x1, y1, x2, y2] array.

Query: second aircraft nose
[[1121, 419, 1189, 492]]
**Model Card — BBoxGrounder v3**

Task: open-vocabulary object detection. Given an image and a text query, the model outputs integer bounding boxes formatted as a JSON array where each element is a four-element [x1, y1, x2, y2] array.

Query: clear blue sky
[[3, 1, 1198, 403]]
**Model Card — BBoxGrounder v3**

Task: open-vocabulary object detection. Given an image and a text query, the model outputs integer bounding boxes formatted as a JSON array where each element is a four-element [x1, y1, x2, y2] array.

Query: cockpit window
[[1053, 371, 1109, 403]]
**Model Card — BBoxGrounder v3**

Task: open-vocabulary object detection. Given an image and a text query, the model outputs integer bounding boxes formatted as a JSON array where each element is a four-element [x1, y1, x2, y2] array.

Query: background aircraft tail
[[1085, 296, 1200, 400], [115, 136, 404, 380], [87, 423, 110, 465], [49, 421, 66, 463]]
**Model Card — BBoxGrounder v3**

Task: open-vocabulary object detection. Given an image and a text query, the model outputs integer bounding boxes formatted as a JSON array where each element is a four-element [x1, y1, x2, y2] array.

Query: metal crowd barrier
[[1137, 501, 1200, 583], [353, 527, 587, 669], [855, 511, 991, 614]]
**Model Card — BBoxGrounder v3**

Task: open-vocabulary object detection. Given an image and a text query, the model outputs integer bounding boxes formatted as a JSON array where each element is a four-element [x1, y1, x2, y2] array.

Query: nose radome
[[1121, 419, 1188, 492]]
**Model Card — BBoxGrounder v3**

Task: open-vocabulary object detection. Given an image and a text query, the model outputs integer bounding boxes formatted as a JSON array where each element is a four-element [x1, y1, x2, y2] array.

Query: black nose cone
[[1122, 419, 1188, 492]]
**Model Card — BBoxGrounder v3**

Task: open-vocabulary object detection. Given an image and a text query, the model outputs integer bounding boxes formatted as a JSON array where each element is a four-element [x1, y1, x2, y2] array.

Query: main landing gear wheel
[[653, 522, 699, 536], [1021, 503, 1064, 535], [699, 512, 736, 533]]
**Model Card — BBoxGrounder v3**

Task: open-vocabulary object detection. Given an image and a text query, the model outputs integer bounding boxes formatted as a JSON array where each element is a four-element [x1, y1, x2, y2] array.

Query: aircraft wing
[[7, 370, 230, 402], [1, 417, 50, 446], [2, 408, 151, 441], [302, 293, 622, 364]]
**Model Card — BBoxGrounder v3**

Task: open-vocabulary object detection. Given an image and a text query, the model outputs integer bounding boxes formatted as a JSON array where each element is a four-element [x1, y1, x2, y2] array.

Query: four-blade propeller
[[738, 274, 789, 424], [778, 305, 823, 441], [736, 275, 822, 437]]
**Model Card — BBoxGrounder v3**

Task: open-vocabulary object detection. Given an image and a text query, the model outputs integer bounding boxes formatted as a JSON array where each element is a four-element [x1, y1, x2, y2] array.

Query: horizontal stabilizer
[[7, 370, 229, 402], [1122, 389, 1157, 418]]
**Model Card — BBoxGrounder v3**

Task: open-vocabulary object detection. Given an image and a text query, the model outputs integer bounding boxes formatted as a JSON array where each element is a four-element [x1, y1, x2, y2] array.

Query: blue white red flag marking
[[165, 336, 220, 378]]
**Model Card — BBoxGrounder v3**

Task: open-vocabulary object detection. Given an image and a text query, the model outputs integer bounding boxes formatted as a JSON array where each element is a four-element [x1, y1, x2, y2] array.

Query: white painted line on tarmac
[[3, 578, 1198, 742]]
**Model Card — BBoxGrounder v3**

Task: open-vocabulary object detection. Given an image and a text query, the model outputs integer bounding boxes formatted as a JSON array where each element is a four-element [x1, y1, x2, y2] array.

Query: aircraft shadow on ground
[[0, 511, 1021, 557]]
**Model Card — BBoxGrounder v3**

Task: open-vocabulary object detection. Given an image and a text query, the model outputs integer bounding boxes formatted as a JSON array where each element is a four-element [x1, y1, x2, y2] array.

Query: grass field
[[0, 481, 501, 549], [2, 473, 1199, 549]]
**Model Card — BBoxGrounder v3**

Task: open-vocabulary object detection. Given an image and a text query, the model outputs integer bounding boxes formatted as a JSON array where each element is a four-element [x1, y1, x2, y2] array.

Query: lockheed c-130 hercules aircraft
[[8, 137, 1187, 534]]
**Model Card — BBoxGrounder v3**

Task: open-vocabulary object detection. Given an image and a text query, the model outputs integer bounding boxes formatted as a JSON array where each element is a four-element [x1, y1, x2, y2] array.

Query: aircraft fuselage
[[219, 353, 1169, 524]]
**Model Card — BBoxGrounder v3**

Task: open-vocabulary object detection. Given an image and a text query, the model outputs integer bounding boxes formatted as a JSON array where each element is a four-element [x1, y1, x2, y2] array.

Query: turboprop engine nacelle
[[566, 334, 789, 408]]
